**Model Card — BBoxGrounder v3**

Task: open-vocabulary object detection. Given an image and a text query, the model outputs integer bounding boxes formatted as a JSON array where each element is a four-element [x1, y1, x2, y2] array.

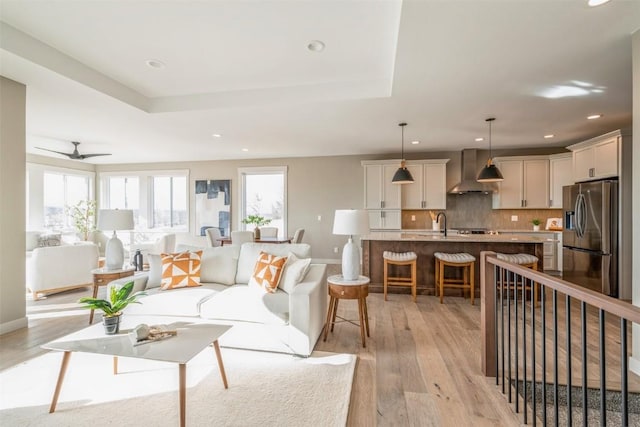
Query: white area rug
[[0, 348, 356, 426]]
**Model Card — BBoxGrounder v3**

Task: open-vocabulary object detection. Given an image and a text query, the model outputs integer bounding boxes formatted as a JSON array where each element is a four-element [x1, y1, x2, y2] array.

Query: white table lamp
[[332, 209, 370, 280], [98, 209, 134, 270]]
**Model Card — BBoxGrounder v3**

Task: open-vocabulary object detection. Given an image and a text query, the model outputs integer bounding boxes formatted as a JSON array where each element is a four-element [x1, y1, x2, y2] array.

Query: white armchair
[[129, 233, 176, 265]]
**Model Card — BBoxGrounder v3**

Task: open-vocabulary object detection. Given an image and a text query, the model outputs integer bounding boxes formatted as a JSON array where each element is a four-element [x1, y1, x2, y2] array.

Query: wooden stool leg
[[470, 262, 475, 306], [463, 266, 468, 299], [411, 260, 417, 302], [383, 260, 388, 301], [439, 260, 445, 304], [434, 259, 439, 297]]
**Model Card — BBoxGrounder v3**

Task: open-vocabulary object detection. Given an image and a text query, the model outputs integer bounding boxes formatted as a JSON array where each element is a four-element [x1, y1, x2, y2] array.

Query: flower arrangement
[[531, 218, 541, 226]]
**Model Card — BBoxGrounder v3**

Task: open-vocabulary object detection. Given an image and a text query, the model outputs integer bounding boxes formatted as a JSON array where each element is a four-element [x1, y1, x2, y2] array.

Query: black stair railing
[[480, 251, 640, 426]]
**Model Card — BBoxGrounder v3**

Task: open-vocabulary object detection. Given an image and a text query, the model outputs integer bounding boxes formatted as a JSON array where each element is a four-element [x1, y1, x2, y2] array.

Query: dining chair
[[231, 231, 254, 246], [206, 228, 222, 247], [292, 228, 305, 243], [259, 227, 278, 238]]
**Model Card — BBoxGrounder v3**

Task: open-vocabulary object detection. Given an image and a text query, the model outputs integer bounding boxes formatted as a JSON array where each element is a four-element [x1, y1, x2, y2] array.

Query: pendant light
[[477, 117, 504, 182], [391, 122, 414, 184]]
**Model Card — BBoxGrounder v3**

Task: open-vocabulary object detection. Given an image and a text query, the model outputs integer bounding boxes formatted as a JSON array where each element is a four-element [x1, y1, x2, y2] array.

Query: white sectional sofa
[[107, 243, 327, 356]]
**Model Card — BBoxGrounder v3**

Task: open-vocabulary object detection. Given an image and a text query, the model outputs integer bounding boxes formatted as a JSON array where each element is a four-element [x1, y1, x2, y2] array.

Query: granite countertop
[[362, 232, 554, 243]]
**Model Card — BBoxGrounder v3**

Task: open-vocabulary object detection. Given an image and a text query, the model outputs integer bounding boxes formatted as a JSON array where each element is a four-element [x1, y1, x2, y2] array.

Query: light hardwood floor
[[3, 278, 637, 426]]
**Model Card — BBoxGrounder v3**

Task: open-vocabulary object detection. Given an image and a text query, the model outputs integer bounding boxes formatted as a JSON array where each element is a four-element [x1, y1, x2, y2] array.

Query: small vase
[[533, 225, 540, 232], [254, 227, 261, 240], [432, 220, 440, 231], [103, 314, 122, 335]]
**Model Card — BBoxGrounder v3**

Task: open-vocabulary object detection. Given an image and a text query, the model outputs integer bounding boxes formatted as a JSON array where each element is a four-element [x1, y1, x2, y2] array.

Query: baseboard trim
[[0, 316, 28, 335]]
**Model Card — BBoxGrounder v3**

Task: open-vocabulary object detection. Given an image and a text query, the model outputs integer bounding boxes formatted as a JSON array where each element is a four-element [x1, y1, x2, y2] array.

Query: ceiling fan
[[36, 141, 111, 160]]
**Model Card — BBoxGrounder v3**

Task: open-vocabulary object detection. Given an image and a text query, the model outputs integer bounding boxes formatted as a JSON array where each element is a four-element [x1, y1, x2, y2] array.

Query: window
[[239, 167, 287, 237], [99, 170, 188, 232], [42, 172, 91, 230], [152, 176, 187, 229]]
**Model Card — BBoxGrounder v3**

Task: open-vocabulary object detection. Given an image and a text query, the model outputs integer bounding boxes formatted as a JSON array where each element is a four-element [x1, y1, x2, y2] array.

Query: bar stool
[[434, 252, 476, 305], [496, 253, 539, 306], [383, 251, 418, 302]]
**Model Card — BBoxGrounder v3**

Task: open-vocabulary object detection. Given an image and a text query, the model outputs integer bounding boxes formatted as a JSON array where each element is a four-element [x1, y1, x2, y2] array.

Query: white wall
[[0, 77, 27, 334]]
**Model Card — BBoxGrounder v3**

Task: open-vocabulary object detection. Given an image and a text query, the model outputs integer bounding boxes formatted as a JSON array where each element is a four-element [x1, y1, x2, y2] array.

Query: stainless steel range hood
[[448, 149, 496, 194]]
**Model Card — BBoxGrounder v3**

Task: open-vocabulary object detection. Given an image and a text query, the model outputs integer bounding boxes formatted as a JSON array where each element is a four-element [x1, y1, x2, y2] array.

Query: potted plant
[[78, 281, 146, 335], [66, 199, 97, 241], [532, 218, 541, 232], [242, 214, 272, 239]]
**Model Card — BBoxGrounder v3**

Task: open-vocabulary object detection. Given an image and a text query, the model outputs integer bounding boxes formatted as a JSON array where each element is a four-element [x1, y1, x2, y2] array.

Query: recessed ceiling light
[[475, 137, 484, 142], [145, 59, 165, 69], [544, 134, 555, 139], [587, 114, 603, 120], [307, 40, 325, 52], [212, 133, 222, 138], [411, 140, 420, 145], [588, 0, 611, 7], [242, 148, 249, 152]]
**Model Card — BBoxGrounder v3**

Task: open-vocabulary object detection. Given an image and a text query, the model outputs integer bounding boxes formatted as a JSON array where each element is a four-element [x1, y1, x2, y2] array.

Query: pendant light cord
[[486, 117, 495, 163], [401, 124, 404, 160]]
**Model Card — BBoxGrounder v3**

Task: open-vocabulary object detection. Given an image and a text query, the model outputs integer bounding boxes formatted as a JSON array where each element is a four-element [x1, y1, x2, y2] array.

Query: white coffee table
[[43, 316, 232, 427]]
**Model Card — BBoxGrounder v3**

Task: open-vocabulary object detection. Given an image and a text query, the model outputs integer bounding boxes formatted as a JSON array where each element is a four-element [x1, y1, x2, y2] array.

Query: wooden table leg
[[363, 297, 370, 337], [179, 363, 186, 427], [357, 298, 366, 348], [89, 284, 99, 324], [323, 296, 335, 341], [49, 351, 71, 413], [113, 356, 118, 375], [331, 298, 339, 332], [212, 340, 228, 389]]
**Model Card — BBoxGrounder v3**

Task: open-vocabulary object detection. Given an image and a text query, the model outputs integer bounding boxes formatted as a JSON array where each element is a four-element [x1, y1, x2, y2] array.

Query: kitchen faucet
[[436, 212, 447, 237]]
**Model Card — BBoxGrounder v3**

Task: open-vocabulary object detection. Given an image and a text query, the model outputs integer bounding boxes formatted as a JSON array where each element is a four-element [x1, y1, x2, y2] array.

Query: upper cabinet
[[362, 161, 402, 210], [492, 156, 549, 209], [568, 131, 620, 182], [549, 153, 573, 208], [401, 160, 449, 210]]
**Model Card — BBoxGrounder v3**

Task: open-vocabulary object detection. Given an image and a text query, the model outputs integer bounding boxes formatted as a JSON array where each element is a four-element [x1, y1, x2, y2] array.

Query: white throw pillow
[[278, 252, 311, 294], [147, 253, 162, 289]]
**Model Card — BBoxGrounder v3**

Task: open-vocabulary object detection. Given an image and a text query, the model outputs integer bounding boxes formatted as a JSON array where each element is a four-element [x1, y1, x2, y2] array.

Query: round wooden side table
[[323, 274, 370, 348], [89, 267, 135, 324]]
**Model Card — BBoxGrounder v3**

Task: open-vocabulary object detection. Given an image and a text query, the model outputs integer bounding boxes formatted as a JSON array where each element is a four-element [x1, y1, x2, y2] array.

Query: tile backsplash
[[402, 193, 562, 231]]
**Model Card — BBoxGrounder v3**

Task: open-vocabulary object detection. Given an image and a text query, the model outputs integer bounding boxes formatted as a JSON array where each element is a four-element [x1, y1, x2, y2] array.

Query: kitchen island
[[362, 232, 547, 297]]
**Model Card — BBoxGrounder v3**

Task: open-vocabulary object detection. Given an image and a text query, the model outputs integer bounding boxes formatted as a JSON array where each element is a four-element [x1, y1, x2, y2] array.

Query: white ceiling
[[0, 0, 638, 164]]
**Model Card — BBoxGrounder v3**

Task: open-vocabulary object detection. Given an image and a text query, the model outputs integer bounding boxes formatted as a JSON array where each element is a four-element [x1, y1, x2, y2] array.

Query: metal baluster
[[508, 270, 512, 403], [522, 275, 528, 424], [531, 278, 536, 426], [599, 309, 606, 426], [542, 286, 547, 426], [501, 267, 506, 394], [621, 318, 628, 426], [495, 264, 499, 386], [566, 295, 572, 426], [553, 290, 558, 426], [515, 270, 519, 413], [581, 301, 588, 427]]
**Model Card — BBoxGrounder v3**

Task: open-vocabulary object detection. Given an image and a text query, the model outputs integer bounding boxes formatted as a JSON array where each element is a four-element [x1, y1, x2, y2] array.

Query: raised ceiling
[[0, 0, 638, 164]]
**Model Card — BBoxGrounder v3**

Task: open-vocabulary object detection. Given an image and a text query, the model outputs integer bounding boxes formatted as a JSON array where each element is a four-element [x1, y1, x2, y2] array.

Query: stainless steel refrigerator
[[562, 180, 618, 296]]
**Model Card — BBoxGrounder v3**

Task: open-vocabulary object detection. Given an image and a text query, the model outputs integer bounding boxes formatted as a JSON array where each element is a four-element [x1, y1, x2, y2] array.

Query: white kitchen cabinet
[[549, 153, 573, 208], [492, 157, 549, 209], [362, 161, 401, 210], [367, 210, 401, 230], [401, 160, 449, 210], [569, 132, 619, 182]]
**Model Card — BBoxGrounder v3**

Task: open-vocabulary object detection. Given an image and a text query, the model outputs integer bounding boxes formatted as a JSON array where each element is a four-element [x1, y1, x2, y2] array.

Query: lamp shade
[[392, 165, 415, 184], [97, 209, 134, 231], [477, 162, 504, 182], [332, 209, 370, 236]]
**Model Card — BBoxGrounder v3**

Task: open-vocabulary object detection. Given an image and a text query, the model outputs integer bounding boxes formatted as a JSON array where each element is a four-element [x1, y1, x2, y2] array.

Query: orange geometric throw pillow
[[249, 251, 288, 293], [160, 250, 203, 290]]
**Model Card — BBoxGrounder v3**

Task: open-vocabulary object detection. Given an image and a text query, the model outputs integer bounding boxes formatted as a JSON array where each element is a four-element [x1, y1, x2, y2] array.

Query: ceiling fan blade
[[79, 153, 112, 159], [35, 147, 73, 157]]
